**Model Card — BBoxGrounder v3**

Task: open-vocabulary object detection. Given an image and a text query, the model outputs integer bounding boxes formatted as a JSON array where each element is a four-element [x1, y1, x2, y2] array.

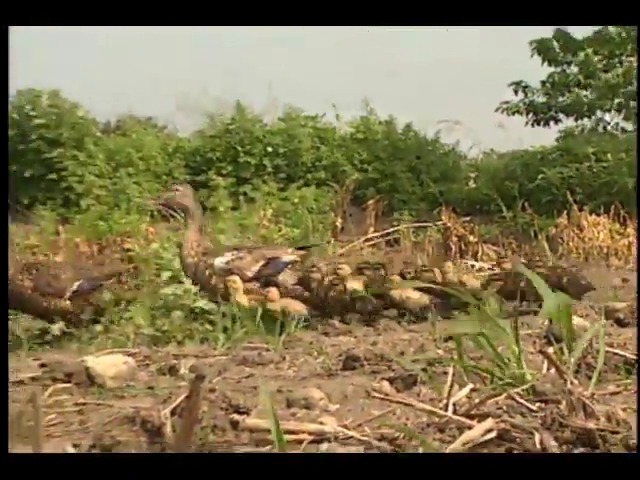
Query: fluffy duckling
[[297, 264, 328, 294], [399, 265, 416, 281], [334, 263, 366, 293], [366, 262, 389, 290], [386, 274, 433, 318], [324, 263, 381, 320], [441, 261, 459, 283], [440, 261, 483, 290], [354, 261, 373, 278], [415, 264, 444, 284], [224, 274, 262, 308], [264, 287, 309, 317]]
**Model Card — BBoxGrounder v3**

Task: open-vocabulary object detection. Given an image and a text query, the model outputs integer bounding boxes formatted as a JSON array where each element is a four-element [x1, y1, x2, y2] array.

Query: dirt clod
[[604, 301, 635, 327], [385, 371, 419, 393], [285, 387, 338, 412], [341, 351, 365, 371]]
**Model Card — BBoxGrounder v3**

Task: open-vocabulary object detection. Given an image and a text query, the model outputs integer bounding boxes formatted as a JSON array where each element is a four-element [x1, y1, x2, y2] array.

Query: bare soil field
[[8, 264, 637, 453]]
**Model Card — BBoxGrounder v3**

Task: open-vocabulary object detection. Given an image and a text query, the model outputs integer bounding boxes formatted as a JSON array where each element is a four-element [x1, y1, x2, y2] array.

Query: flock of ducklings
[[216, 258, 509, 323]]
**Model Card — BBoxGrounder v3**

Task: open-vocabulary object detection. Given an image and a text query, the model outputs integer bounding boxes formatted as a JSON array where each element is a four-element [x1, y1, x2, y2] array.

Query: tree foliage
[[497, 26, 637, 134]]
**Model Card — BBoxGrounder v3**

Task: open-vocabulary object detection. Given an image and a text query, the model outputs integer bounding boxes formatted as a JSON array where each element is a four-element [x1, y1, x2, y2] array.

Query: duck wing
[[31, 263, 133, 300], [220, 244, 318, 282]]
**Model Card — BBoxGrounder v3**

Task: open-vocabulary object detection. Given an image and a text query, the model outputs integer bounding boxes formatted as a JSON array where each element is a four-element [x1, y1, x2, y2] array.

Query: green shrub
[[9, 88, 636, 223]]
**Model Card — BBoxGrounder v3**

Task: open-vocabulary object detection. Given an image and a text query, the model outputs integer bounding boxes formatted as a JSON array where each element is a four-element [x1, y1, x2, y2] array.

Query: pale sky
[[9, 26, 596, 152]]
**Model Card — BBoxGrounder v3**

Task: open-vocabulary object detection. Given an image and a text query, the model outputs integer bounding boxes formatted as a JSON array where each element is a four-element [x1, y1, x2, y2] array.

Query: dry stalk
[[337, 220, 464, 255], [446, 418, 498, 452], [161, 365, 207, 453], [369, 390, 476, 428], [29, 388, 44, 453], [229, 415, 392, 451]]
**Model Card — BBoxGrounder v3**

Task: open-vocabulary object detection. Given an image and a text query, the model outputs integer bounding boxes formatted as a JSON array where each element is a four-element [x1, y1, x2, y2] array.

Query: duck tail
[[293, 242, 324, 251], [64, 278, 107, 300]]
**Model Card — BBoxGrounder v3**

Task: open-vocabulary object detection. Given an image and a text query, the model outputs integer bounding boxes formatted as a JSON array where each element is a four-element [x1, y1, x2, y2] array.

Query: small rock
[[318, 443, 365, 453], [82, 353, 138, 388], [285, 387, 338, 412], [544, 315, 590, 343], [604, 302, 634, 327], [372, 380, 396, 396], [318, 415, 339, 427], [341, 351, 365, 371], [611, 277, 631, 288], [384, 371, 419, 392], [235, 351, 279, 366]]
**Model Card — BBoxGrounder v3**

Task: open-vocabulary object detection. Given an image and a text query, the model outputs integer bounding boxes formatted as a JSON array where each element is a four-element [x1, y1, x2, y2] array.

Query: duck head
[[156, 184, 201, 220], [264, 287, 281, 302], [334, 263, 353, 279]]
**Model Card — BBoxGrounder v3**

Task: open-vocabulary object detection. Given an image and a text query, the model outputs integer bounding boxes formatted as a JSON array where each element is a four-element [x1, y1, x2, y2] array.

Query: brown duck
[[482, 260, 596, 303], [9, 253, 132, 324], [155, 184, 320, 298]]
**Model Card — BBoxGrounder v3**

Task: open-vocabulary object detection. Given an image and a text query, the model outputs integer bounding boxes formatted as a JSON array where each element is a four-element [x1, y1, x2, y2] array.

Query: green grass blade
[[569, 319, 603, 374], [260, 387, 287, 452], [588, 321, 607, 394]]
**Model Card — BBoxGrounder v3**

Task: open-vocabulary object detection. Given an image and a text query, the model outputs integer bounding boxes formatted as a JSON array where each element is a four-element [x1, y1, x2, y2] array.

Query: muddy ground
[[8, 265, 637, 453]]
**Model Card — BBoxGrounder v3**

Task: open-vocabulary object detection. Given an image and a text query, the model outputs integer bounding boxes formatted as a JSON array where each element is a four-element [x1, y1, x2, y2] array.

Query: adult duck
[[155, 184, 319, 296], [9, 252, 133, 324]]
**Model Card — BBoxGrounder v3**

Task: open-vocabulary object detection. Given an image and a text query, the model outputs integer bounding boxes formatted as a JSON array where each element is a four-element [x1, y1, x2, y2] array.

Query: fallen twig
[[441, 366, 455, 410], [605, 347, 637, 361], [446, 418, 497, 453], [29, 389, 44, 453], [448, 383, 474, 414], [538, 348, 578, 385], [230, 415, 392, 451], [369, 390, 476, 428], [171, 365, 207, 453], [337, 220, 469, 255], [347, 407, 396, 429]]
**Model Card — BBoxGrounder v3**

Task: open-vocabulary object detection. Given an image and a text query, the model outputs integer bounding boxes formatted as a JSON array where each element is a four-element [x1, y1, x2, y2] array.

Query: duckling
[[415, 264, 444, 284], [224, 274, 263, 308], [264, 287, 309, 317], [297, 263, 328, 294], [354, 260, 373, 278], [326, 264, 381, 322], [441, 261, 460, 284], [385, 274, 434, 319], [483, 260, 595, 304], [366, 262, 389, 290], [334, 263, 366, 293], [399, 264, 416, 281], [288, 263, 327, 312], [458, 270, 484, 292]]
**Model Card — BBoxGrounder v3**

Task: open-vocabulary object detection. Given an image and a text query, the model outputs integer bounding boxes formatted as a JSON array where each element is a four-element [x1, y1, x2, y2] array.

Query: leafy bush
[[468, 132, 636, 216], [9, 89, 635, 224]]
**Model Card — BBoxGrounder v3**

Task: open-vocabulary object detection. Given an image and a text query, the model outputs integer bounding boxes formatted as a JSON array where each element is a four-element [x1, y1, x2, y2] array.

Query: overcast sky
[[9, 26, 596, 152]]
